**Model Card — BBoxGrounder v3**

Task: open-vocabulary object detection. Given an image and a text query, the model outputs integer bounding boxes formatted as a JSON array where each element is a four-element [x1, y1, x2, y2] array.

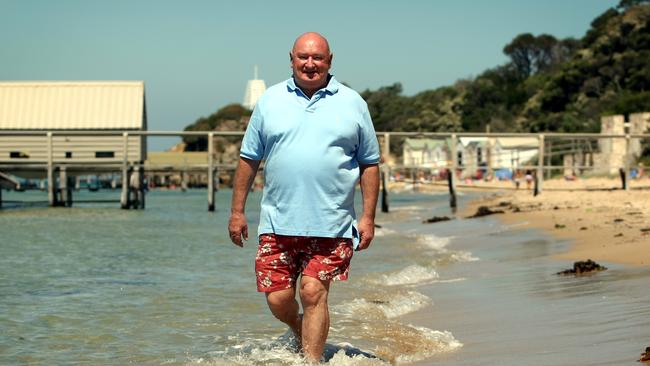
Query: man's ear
[[328, 53, 334, 64], [289, 52, 293, 62]]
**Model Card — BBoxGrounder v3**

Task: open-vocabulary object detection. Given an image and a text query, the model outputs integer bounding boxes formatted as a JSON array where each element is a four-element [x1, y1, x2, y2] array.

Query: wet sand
[[391, 177, 650, 266], [464, 183, 650, 266]]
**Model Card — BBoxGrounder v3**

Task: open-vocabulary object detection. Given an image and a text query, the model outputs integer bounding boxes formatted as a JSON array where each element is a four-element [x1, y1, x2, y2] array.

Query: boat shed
[[0, 81, 147, 208], [0, 81, 147, 177]]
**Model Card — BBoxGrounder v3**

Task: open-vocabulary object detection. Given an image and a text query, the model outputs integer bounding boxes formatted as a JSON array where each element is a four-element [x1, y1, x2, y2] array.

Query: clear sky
[[1, 0, 617, 150]]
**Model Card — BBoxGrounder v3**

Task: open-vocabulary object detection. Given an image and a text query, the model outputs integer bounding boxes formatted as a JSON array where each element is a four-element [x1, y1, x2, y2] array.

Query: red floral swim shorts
[[255, 234, 354, 293]]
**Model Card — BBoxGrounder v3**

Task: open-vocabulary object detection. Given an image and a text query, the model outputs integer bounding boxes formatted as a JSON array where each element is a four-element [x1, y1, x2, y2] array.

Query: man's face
[[290, 35, 332, 92]]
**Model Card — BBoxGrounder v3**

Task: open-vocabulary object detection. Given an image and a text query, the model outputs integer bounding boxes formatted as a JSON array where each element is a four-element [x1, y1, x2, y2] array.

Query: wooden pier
[[1, 130, 649, 211]]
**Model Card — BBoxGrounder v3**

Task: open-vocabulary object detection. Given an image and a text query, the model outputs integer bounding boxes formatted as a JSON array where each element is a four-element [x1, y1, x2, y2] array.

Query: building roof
[[0, 81, 145, 130], [496, 137, 538, 149], [403, 138, 448, 150]]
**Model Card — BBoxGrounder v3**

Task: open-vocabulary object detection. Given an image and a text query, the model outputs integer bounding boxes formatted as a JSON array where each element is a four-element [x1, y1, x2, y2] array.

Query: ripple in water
[[368, 265, 440, 287], [416, 234, 480, 263], [332, 290, 432, 319]]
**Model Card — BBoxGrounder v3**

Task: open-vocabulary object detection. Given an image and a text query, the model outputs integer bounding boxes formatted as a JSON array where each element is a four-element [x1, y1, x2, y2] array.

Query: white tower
[[243, 65, 266, 110]]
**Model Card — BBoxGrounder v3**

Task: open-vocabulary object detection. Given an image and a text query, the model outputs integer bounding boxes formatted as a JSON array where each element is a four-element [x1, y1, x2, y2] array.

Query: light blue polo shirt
[[240, 76, 380, 246]]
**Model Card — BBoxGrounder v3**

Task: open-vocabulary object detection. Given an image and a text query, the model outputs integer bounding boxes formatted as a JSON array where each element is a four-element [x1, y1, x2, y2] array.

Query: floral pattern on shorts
[[255, 234, 354, 292]]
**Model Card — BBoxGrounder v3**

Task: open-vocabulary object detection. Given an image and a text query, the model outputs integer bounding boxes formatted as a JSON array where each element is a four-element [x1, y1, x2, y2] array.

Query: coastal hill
[[178, 103, 251, 165], [362, 0, 650, 136], [179, 0, 649, 157]]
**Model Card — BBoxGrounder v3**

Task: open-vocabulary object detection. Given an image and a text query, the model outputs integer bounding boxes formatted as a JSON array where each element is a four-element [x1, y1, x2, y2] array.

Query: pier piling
[[58, 167, 73, 207], [120, 132, 130, 209], [208, 133, 215, 212], [450, 134, 458, 210], [381, 166, 389, 213]]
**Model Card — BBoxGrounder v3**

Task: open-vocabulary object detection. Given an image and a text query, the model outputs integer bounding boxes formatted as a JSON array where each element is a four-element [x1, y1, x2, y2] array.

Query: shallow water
[[1, 189, 649, 365]]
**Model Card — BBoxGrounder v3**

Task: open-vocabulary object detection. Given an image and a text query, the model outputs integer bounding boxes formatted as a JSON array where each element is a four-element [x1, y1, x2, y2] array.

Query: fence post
[[208, 132, 215, 211], [536, 134, 545, 195], [450, 133, 458, 209], [47, 132, 56, 206], [120, 132, 129, 209], [624, 134, 631, 191], [383, 132, 390, 162], [59, 166, 68, 206], [544, 141, 553, 179], [381, 165, 389, 213]]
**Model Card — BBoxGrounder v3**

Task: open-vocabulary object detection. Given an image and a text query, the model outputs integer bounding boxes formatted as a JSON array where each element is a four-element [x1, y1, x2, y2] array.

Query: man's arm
[[357, 163, 380, 251], [228, 157, 261, 247]]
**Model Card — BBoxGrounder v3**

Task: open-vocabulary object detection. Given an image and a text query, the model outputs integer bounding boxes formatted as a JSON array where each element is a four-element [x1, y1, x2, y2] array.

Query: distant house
[[0, 81, 147, 178], [491, 137, 539, 170], [402, 138, 450, 169], [401, 136, 539, 179], [459, 137, 488, 177]]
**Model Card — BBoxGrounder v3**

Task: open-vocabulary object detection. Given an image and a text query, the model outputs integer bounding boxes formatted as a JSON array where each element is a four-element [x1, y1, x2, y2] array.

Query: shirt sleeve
[[356, 102, 381, 164], [240, 105, 265, 161]]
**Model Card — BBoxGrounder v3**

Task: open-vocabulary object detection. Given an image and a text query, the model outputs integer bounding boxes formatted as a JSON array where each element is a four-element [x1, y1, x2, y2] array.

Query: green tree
[[183, 103, 252, 151]]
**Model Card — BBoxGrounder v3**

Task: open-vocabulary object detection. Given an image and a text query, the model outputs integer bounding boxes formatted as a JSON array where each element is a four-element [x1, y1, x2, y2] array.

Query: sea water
[[1, 189, 649, 365]]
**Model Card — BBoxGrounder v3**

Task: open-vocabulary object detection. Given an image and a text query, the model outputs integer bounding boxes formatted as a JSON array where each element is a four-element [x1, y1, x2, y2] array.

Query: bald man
[[228, 32, 380, 362]]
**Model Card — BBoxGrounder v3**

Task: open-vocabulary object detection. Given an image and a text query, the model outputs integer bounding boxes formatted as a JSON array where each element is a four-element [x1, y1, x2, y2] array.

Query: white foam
[[333, 291, 431, 319], [189, 336, 390, 366], [449, 251, 479, 262], [326, 349, 389, 366], [373, 227, 396, 237], [389, 205, 426, 212], [417, 235, 480, 263], [370, 265, 440, 287], [416, 235, 451, 251], [393, 326, 463, 364]]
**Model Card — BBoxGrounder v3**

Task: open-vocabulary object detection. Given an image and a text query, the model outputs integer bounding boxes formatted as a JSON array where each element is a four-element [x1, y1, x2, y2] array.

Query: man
[[228, 32, 380, 362]]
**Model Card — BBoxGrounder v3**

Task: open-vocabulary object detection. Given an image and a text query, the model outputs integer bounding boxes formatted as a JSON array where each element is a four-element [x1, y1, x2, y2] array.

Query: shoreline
[[461, 183, 650, 267], [388, 178, 650, 267]]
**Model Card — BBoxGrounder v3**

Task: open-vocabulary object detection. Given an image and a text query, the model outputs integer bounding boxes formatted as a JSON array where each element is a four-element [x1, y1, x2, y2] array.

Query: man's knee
[[300, 278, 329, 307], [266, 289, 296, 313]]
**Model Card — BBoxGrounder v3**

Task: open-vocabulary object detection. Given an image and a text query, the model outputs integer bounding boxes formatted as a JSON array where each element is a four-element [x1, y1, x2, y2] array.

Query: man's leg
[[299, 276, 331, 362], [266, 288, 302, 341]]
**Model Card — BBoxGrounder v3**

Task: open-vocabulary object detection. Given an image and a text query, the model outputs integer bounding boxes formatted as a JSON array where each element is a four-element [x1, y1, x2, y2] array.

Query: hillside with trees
[[182, 1, 649, 154], [362, 0, 650, 135]]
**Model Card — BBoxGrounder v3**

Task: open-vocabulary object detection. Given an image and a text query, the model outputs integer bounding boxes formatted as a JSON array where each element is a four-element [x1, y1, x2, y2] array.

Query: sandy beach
[[460, 178, 650, 266]]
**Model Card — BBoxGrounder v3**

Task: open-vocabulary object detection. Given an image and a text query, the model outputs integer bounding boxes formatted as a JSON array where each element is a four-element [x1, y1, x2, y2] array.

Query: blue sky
[[1, 0, 617, 150]]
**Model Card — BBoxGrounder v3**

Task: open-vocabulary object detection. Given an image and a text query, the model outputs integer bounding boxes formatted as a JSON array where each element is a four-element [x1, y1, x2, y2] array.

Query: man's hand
[[357, 163, 379, 251], [228, 158, 260, 247], [356, 215, 375, 251], [228, 211, 248, 247]]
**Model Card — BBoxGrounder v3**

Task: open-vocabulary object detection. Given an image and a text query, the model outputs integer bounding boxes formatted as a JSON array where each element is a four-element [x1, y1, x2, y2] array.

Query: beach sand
[[462, 179, 650, 266]]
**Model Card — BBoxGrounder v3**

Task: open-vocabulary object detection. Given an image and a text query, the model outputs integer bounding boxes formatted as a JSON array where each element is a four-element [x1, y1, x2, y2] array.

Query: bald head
[[289, 32, 333, 97], [291, 32, 331, 56]]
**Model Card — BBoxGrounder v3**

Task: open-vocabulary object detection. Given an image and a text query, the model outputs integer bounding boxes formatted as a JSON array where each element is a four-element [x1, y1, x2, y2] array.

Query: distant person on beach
[[525, 170, 533, 190], [228, 32, 380, 362], [514, 170, 521, 190]]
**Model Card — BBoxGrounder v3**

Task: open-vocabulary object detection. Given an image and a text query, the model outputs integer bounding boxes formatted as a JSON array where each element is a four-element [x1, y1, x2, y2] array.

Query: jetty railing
[[1, 130, 649, 210]]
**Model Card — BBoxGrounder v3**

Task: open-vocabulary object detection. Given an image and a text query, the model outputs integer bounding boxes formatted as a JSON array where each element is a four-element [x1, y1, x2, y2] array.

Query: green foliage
[[183, 103, 251, 151], [603, 90, 650, 115], [618, 0, 650, 10], [359, 3, 650, 135]]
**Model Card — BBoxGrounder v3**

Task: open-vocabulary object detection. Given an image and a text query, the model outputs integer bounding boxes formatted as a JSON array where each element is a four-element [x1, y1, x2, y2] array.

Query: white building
[[0, 81, 147, 178], [242, 66, 266, 110], [402, 138, 450, 168], [402, 136, 539, 177]]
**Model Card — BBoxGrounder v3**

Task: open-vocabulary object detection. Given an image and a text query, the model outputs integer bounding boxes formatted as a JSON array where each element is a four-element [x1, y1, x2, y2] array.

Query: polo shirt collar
[[287, 74, 340, 95]]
